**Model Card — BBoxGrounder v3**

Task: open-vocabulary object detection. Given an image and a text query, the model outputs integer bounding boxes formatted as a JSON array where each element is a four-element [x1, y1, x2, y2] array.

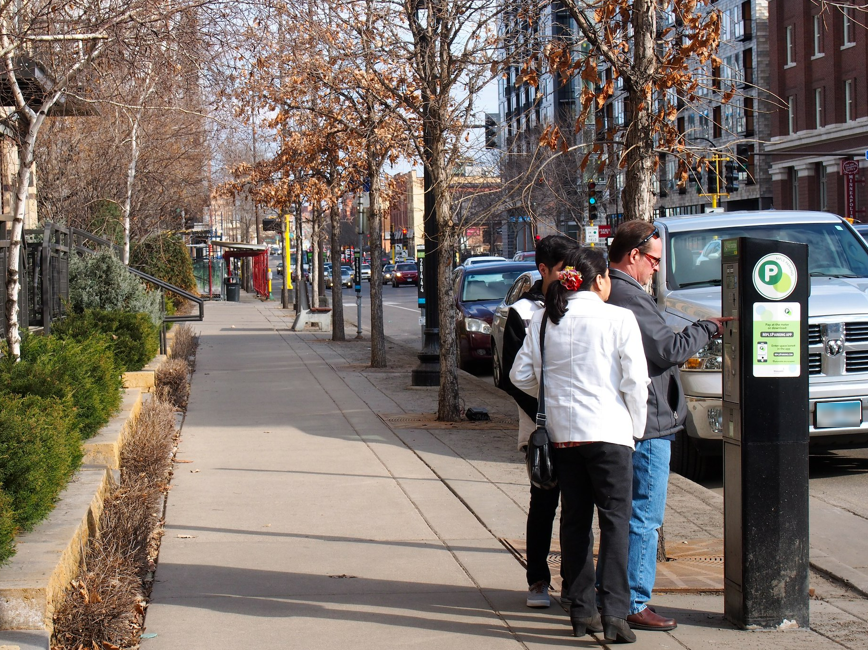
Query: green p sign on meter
[[751, 253, 800, 378]]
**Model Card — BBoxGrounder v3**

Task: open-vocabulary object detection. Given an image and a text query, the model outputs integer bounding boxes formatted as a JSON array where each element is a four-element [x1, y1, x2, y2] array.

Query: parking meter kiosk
[[721, 237, 810, 629]]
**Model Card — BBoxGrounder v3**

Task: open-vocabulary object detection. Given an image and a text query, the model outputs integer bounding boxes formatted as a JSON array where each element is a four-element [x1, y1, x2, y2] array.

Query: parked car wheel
[[670, 429, 711, 482]]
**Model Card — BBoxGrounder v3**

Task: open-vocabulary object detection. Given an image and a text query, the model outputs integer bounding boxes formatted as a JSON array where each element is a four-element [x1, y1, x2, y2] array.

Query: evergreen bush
[[130, 233, 198, 311], [68, 252, 161, 327], [0, 392, 81, 530], [53, 309, 159, 373], [0, 490, 16, 564], [0, 334, 124, 439]]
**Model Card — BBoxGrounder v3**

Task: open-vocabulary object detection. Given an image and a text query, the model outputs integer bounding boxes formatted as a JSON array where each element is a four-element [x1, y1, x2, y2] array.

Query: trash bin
[[224, 276, 240, 302]]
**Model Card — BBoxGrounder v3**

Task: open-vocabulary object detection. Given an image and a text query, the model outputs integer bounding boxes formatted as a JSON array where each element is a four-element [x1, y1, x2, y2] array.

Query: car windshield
[[396, 263, 416, 271], [461, 268, 529, 302], [669, 222, 868, 289], [384, 265, 394, 271], [342, 269, 352, 277]]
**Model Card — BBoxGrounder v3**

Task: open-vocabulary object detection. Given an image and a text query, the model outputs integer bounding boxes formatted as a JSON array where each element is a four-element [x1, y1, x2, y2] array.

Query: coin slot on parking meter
[[721, 237, 810, 629]]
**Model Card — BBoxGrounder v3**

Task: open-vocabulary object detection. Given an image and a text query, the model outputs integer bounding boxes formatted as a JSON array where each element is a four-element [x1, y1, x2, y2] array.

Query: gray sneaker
[[527, 581, 551, 608]]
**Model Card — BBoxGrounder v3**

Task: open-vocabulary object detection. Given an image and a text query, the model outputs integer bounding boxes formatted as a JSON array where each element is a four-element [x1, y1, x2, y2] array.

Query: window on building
[[813, 14, 823, 56], [843, 7, 855, 46], [845, 79, 855, 122], [742, 47, 753, 85], [815, 87, 823, 128], [713, 106, 722, 137], [744, 97, 755, 135], [786, 25, 795, 65], [791, 168, 799, 210], [742, 1, 753, 39], [788, 95, 796, 134], [613, 97, 625, 126], [818, 163, 827, 211]]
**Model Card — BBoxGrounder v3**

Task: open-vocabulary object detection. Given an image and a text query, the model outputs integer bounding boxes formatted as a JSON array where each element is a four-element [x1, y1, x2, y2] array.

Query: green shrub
[[68, 252, 161, 327], [53, 309, 159, 373], [130, 233, 198, 311], [0, 334, 124, 439], [0, 392, 81, 530], [0, 490, 16, 564]]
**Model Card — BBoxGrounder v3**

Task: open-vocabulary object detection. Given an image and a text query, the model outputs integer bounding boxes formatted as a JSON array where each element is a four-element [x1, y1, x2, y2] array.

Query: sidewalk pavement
[[140, 294, 868, 649]]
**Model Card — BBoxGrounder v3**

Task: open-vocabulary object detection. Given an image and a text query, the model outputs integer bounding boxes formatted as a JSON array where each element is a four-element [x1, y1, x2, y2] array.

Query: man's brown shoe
[[626, 607, 677, 631]]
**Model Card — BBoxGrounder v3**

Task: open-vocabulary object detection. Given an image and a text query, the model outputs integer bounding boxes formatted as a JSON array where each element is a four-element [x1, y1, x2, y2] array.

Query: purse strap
[[535, 313, 548, 428]]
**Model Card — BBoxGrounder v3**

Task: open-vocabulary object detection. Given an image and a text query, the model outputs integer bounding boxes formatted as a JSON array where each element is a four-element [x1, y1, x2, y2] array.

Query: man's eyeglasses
[[644, 252, 661, 268]]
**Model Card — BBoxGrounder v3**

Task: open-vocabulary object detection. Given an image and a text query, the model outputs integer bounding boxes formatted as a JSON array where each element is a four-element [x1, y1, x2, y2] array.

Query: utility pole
[[282, 209, 291, 309]]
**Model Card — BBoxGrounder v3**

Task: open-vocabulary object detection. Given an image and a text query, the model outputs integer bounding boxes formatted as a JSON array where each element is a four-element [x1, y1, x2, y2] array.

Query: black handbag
[[527, 314, 557, 490]]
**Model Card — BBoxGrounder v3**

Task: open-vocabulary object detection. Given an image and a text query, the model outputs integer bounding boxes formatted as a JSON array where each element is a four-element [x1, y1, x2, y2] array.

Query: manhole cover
[[379, 413, 518, 430]]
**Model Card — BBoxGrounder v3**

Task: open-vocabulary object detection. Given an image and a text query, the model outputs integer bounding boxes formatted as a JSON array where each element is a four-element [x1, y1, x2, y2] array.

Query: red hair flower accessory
[[558, 266, 583, 291]]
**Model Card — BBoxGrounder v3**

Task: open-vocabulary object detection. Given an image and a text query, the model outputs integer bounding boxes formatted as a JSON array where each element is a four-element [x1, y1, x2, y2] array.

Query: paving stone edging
[[0, 347, 172, 646]]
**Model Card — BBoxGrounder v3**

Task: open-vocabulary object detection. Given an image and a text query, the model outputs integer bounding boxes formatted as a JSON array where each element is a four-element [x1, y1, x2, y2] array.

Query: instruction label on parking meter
[[752, 302, 800, 377]]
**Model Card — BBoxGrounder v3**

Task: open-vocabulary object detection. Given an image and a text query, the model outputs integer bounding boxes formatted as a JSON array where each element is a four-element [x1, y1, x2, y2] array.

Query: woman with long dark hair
[[510, 246, 649, 643]]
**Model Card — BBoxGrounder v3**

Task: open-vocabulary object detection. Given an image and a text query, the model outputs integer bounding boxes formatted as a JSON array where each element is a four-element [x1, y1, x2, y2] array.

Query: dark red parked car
[[392, 261, 419, 287], [453, 261, 535, 369]]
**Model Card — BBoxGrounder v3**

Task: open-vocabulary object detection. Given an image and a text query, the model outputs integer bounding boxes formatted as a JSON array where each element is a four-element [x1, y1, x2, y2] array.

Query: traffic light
[[692, 164, 703, 194], [587, 181, 598, 223], [484, 114, 498, 149], [724, 159, 739, 193], [262, 217, 281, 232], [708, 161, 721, 194]]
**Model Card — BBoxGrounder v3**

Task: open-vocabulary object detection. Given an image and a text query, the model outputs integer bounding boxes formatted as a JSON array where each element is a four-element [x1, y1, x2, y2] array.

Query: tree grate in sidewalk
[[378, 413, 518, 430], [500, 538, 724, 593]]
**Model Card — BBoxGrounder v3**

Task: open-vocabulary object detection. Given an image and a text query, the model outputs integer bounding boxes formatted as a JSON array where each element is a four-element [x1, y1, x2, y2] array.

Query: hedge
[[53, 309, 159, 373], [0, 334, 124, 440], [0, 393, 81, 538], [130, 232, 197, 311]]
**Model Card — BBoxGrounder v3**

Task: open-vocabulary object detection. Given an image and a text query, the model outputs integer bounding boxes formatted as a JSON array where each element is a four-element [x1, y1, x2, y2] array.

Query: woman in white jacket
[[510, 246, 649, 643]]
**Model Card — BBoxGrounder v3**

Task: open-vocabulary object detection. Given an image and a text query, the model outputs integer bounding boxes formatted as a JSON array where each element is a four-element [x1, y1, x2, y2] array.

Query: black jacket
[[607, 269, 718, 439], [502, 280, 545, 420]]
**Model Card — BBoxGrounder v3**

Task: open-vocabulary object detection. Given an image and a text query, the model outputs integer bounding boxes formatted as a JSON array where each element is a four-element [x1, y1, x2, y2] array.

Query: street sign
[[842, 160, 860, 221], [864, 150, 868, 161], [841, 160, 860, 175], [598, 224, 612, 238], [584, 226, 599, 244]]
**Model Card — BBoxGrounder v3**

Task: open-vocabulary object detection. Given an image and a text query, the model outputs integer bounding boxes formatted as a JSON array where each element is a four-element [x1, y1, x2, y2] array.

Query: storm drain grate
[[379, 413, 518, 430], [500, 538, 723, 593]]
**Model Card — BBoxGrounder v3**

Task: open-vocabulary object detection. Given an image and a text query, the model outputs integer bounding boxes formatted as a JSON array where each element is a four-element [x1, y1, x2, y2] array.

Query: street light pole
[[356, 194, 364, 339]]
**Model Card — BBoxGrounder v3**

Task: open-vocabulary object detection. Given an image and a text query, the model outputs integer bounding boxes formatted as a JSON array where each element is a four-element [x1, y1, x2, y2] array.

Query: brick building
[[767, 0, 868, 220]]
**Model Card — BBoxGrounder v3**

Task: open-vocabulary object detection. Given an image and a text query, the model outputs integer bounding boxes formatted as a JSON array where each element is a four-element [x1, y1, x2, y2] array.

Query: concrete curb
[[82, 389, 143, 470], [0, 468, 114, 637], [0, 353, 167, 643]]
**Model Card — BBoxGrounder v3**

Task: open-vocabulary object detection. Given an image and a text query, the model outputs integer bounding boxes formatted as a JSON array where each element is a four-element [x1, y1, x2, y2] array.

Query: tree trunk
[[122, 115, 140, 264], [5, 116, 44, 359], [368, 166, 387, 367], [622, 0, 657, 223], [657, 526, 667, 563], [433, 161, 460, 421], [329, 203, 346, 340]]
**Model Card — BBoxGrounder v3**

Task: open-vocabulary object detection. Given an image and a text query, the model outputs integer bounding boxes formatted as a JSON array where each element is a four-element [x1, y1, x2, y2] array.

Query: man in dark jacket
[[607, 221, 729, 631], [501, 235, 573, 608]]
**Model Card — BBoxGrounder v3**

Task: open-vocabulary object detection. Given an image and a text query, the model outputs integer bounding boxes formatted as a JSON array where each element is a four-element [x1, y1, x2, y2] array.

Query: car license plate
[[815, 401, 863, 429]]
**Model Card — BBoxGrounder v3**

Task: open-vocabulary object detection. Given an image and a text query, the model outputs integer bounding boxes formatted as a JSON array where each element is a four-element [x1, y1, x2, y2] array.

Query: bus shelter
[[211, 241, 270, 299]]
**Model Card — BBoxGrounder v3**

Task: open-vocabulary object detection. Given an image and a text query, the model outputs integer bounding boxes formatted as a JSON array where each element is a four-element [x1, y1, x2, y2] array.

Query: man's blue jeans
[[627, 437, 671, 615]]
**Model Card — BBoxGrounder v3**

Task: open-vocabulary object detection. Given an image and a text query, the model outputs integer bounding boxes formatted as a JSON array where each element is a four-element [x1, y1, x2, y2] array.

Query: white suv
[[655, 211, 868, 480]]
